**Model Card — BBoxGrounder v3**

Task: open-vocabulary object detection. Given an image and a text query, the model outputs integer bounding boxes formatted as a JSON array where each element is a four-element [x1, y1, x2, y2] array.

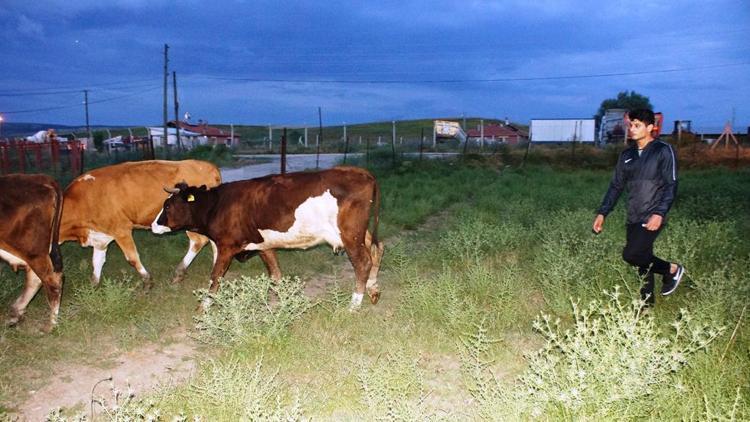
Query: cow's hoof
[[40, 321, 56, 334], [90, 276, 101, 287], [5, 315, 21, 328], [171, 271, 185, 285], [196, 296, 213, 313], [141, 275, 154, 291], [368, 290, 380, 305]]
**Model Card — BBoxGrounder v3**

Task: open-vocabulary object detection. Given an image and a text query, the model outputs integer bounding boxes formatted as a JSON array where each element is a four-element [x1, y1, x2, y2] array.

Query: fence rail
[[0, 140, 87, 176], [0, 139, 155, 179]]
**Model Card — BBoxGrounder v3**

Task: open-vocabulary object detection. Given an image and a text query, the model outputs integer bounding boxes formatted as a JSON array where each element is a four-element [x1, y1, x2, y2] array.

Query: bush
[[356, 349, 443, 421], [461, 288, 726, 420], [184, 144, 234, 167], [192, 275, 312, 346], [183, 357, 305, 420], [63, 275, 138, 324]]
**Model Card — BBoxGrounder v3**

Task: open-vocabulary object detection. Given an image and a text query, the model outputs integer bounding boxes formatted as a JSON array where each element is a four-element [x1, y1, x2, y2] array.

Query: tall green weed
[[460, 288, 726, 420], [192, 275, 312, 346]]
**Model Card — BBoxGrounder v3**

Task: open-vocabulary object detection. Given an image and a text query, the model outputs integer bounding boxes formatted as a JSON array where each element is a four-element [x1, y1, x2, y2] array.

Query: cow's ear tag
[[187, 194, 195, 202]]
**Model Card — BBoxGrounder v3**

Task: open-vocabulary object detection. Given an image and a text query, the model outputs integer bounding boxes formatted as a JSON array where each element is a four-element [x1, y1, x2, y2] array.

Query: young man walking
[[592, 108, 685, 305]]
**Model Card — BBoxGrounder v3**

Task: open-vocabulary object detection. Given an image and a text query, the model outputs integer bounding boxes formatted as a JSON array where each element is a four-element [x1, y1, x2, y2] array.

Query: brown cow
[[0, 174, 64, 332], [151, 166, 385, 310], [60, 160, 221, 287]]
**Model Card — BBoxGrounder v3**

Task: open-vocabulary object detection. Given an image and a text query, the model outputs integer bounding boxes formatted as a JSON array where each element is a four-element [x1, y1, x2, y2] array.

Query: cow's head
[[151, 182, 209, 234]]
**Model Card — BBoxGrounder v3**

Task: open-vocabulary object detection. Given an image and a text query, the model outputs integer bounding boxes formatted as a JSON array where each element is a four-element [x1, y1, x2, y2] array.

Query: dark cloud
[[0, 0, 748, 128]]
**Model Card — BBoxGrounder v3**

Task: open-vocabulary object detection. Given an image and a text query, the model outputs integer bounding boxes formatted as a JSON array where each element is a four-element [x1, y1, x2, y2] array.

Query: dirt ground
[[18, 339, 198, 420], [12, 258, 353, 421]]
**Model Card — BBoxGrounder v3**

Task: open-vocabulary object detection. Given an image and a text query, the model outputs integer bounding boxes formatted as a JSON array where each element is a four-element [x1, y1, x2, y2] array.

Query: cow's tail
[[370, 180, 381, 246], [49, 182, 64, 273], [365, 177, 384, 305]]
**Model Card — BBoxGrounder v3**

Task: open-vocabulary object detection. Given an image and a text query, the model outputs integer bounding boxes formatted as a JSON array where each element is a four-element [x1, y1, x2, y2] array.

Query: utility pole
[[391, 120, 396, 164], [173, 71, 181, 151], [83, 90, 92, 147], [163, 43, 169, 148], [316, 107, 322, 170]]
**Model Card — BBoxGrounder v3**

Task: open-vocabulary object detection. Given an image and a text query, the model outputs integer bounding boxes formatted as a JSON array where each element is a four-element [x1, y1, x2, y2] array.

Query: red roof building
[[465, 123, 526, 145], [168, 120, 237, 145]]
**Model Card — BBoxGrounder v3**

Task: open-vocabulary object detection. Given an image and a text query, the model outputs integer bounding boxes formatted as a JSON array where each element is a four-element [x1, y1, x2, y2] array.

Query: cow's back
[[212, 166, 376, 237], [61, 160, 221, 240], [0, 174, 61, 260]]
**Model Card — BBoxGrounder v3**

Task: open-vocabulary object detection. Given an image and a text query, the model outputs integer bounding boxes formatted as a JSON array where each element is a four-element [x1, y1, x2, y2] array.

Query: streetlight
[[0, 114, 4, 139]]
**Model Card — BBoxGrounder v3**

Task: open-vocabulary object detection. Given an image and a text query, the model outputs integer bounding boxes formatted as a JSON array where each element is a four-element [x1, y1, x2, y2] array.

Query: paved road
[[220, 153, 353, 182], [220, 152, 459, 182]]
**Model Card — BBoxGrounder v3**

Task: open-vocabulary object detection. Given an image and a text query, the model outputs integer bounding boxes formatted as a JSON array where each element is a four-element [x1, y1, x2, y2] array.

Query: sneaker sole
[[662, 266, 685, 296]]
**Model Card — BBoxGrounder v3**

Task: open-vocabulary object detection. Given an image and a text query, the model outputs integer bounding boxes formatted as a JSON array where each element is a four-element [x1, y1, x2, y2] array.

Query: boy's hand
[[592, 214, 605, 234], [643, 214, 663, 231]]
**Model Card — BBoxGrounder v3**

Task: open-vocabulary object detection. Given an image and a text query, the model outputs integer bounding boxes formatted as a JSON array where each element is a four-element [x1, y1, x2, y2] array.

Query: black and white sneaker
[[661, 264, 685, 296]]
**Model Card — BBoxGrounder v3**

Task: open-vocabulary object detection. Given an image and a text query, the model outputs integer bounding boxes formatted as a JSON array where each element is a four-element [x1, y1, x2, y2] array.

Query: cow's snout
[[150, 208, 172, 234]]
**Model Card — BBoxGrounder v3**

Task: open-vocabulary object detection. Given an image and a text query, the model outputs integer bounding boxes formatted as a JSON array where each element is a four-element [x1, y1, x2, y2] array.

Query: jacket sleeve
[[652, 143, 678, 216], [597, 154, 625, 216]]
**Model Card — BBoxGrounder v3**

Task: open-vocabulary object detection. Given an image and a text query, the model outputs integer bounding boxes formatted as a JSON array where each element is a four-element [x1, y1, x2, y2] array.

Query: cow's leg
[[200, 248, 234, 311], [258, 249, 282, 281], [114, 234, 152, 289], [364, 230, 385, 305], [209, 240, 218, 266], [172, 231, 210, 284], [28, 257, 63, 333], [343, 238, 373, 311], [85, 230, 114, 286], [7, 268, 43, 327]]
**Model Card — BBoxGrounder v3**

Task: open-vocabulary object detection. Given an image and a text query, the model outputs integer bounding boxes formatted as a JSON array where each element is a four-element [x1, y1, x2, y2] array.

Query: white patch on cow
[[366, 277, 377, 289], [180, 238, 199, 268], [83, 230, 114, 249], [79, 174, 95, 181], [83, 231, 113, 284], [244, 190, 342, 251], [151, 208, 172, 234], [209, 240, 218, 265], [92, 247, 107, 283], [349, 292, 364, 310], [0, 248, 27, 268]]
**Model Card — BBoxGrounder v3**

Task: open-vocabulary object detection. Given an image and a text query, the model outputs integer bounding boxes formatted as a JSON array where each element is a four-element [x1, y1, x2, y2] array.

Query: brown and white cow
[[0, 174, 64, 332], [151, 166, 384, 310], [60, 160, 221, 287]]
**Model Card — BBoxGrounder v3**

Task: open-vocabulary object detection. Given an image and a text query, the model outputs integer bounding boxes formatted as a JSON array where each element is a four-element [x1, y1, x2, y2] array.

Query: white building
[[530, 119, 596, 143]]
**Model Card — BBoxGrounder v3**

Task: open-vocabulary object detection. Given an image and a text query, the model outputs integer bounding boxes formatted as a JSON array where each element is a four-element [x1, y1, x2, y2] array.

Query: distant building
[[465, 123, 526, 145], [168, 120, 237, 146], [147, 127, 202, 147], [530, 119, 596, 143]]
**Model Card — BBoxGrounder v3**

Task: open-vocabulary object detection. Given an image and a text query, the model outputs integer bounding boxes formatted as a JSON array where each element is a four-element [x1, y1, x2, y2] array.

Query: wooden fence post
[[17, 142, 26, 174]]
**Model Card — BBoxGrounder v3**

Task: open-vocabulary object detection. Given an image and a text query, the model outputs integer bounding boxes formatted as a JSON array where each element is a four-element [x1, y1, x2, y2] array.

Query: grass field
[[1, 148, 748, 420]]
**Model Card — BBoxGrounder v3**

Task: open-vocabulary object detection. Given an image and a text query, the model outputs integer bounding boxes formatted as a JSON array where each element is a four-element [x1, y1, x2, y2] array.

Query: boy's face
[[628, 119, 654, 142]]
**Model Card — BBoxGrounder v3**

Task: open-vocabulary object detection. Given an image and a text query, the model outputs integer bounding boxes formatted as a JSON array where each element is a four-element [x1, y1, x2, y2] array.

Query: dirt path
[[14, 265, 351, 420], [17, 333, 198, 421]]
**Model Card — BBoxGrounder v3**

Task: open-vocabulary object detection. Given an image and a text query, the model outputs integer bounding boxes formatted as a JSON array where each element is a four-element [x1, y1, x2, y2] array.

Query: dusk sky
[[1, 1, 748, 132]]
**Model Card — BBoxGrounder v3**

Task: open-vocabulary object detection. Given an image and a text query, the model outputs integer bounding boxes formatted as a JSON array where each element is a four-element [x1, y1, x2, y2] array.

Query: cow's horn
[[163, 186, 180, 194]]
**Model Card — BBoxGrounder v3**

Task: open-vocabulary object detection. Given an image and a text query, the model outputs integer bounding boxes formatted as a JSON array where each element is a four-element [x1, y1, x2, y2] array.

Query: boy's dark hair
[[627, 108, 655, 126]]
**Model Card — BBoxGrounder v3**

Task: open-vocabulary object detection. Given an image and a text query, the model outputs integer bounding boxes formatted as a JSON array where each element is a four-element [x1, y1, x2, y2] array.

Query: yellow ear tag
[[187, 194, 195, 202]]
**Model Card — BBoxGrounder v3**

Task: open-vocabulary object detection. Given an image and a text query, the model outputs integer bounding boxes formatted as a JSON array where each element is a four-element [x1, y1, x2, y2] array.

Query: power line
[[0, 85, 161, 115], [0, 78, 160, 96], [199, 61, 750, 85]]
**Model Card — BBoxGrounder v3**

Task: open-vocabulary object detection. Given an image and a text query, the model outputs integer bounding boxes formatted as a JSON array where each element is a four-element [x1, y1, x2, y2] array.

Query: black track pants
[[623, 223, 671, 297]]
